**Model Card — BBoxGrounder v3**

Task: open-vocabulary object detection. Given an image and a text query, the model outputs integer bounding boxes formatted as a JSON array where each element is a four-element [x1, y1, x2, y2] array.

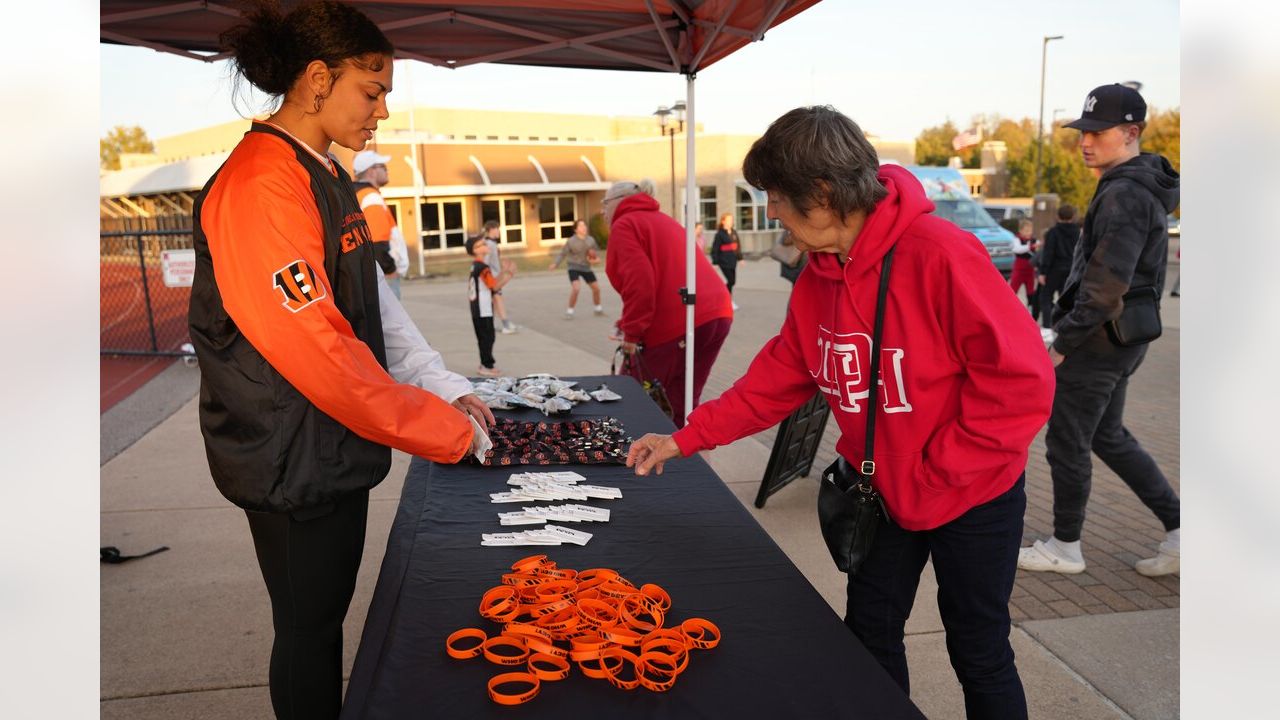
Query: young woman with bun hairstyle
[[187, 3, 491, 717]]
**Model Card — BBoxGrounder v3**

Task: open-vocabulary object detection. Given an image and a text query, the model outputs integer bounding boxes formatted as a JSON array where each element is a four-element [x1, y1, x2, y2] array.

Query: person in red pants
[[601, 179, 734, 428], [1009, 219, 1038, 314]]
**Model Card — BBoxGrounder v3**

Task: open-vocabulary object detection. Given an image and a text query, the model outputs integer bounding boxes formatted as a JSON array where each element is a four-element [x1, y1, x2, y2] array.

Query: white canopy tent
[[101, 0, 825, 420]]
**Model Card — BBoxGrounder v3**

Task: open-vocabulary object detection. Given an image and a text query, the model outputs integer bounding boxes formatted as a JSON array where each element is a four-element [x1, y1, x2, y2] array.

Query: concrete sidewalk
[[101, 258, 1179, 719]]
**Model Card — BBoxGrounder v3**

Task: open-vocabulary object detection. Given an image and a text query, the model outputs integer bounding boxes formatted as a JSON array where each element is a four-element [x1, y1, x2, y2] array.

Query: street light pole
[[1035, 35, 1064, 196], [654, 101, 687, 217]]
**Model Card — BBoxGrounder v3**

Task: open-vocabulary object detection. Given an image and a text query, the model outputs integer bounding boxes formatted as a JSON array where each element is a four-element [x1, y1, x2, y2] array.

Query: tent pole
[[403, 59, 425, 278], [684, 73, 697, 424]]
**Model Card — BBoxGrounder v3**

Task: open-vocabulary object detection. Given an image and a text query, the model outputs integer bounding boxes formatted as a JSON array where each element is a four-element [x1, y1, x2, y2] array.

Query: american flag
[[952, 128, 982, 151]]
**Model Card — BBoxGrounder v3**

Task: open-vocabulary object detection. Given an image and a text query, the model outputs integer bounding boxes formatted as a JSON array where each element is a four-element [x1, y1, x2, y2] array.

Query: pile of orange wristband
[[445, 554, 721, 706]]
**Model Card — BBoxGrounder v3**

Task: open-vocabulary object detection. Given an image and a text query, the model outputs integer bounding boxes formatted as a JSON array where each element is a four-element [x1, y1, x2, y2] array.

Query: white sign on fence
[[161, 248, 196, 288]]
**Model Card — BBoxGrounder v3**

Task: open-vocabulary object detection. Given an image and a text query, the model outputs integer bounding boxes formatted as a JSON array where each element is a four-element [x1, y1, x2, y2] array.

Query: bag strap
[[860, 246, 896, 479]]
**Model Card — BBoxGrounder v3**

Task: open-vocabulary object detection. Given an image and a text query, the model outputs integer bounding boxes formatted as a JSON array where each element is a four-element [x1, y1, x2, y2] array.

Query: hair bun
[[221, 1, 298, 96]]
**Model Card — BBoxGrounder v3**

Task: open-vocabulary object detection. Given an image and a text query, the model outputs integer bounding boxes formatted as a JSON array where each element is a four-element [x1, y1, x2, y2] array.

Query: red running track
[[100, 258, 192, 412]]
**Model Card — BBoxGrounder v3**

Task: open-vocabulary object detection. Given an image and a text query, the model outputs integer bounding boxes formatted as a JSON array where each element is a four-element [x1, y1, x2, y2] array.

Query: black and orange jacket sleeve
[[355, 185, 398, 275], [201, 135, 472, 462]]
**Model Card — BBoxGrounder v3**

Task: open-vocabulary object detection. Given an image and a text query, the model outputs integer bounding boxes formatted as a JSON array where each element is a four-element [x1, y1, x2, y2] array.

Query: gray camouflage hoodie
[[1052, 152, 1180, 354]]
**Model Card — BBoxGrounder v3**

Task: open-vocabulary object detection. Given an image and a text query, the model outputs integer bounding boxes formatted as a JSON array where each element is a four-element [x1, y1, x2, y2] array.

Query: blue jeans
[[846, 476, 1028, 720]]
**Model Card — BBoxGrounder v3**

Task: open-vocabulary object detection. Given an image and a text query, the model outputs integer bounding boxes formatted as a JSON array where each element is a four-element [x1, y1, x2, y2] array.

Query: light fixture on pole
[[1035, 34, 1064, 196], [655, 100, 686, 214]]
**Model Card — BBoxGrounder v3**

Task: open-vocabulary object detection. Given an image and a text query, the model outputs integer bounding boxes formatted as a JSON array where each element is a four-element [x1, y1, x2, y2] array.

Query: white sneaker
[[1017, 539, 1086, 574], [500, 323, 518, 335], [564, 308, 575, 320], [593, 305, 605, 316], [1135, 537, 1180, 576], [732, 301, 740, 310], [477, 366, 502, 378]]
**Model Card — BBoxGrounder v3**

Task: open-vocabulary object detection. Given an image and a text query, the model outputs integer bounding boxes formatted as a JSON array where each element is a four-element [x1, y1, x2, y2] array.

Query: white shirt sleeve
[[376, 271, 473, 403], [1011, 235, 1032, 253]]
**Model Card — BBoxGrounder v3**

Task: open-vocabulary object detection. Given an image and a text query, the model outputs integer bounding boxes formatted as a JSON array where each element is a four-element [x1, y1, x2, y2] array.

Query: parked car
[[904, 165, 1015, 277], [983, 199, 1034, 235], [1167, 213, 1180, 238]]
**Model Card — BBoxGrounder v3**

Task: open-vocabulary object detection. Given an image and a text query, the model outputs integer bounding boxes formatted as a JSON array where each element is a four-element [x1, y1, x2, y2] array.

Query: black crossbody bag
[[1105, 285, 1162, 346], [817, 246, 895, 575]]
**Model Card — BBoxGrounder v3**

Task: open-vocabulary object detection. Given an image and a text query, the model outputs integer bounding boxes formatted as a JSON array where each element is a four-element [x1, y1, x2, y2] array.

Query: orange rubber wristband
[[601, 625, 643, 647], [641, 628, 689, 649], [510, 554, 549, 573], [680, 618, 721, 649], [479, 586, 519, 622], [620, 593, 665, 632], [530, 597, 575, 617], [575, 568, 619, 584], [640, 639, 689, 674], [576, 598, 620, 629], [445, 628, 487, 660], [503, 622, 553, 643], [519, 633, 569, 659], [639, 583, 672, 611], [527, 652, 571, 681], [540, 567, 578, 581], [598, 581, 639, 600], [535, 606, 581, 634], [533, 579, 578, 602], [577, 655, 611, 679], [501, 572, 543, 587], [637, 651, 679, 692], [600, 646, 642, 690], [482, 635, 530, 666], [488, 671, 540, 705]]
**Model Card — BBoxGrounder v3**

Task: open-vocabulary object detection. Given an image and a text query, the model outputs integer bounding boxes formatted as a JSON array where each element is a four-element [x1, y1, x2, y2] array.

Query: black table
[[342, 375, 923, 719]]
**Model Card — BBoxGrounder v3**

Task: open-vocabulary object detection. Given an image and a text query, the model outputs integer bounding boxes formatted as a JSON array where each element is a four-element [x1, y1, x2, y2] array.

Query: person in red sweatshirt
[[603, 179, 734, 427], [627, 107, 1054, 719]]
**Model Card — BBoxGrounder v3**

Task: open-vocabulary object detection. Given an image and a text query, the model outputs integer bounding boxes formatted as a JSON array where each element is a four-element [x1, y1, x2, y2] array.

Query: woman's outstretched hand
[[626, 433, 682, 476]]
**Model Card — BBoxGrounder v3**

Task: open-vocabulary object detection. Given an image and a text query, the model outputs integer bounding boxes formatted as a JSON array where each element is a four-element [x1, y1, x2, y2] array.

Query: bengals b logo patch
[[272, 260, 326, 313]]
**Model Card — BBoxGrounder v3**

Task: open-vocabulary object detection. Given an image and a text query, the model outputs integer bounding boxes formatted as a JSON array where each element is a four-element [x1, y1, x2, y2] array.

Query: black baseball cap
[[1064, 84, 1147, 131]]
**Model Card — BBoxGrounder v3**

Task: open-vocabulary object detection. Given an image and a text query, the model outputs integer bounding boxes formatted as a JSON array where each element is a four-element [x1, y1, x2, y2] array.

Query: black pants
[[472, 314, 496, 368], [718, 263, 736, 295], [245, 490, 369, 720], [1045, 343, 1180, 542], [1040, 273, 1067, 329], [846, 477, 1028, 720]]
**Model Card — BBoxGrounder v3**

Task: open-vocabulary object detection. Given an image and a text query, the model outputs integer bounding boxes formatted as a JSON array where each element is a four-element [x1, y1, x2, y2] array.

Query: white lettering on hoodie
[[811, 325, 913, 415]]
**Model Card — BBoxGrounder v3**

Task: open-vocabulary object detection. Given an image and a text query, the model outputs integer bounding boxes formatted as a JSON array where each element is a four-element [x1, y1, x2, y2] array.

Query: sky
[[101, 0, 1180, 144]]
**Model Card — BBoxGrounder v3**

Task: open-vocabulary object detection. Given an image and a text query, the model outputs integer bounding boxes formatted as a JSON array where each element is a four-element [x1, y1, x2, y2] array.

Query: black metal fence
[[100, 216, 195, 356]]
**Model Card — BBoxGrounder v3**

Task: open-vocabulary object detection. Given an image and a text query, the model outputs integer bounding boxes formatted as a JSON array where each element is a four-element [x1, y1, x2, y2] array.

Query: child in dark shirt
[[465, 237, 516, 377]]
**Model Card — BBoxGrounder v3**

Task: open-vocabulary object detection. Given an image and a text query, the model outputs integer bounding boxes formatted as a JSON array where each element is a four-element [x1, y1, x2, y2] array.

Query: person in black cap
[[1019, 83, 1182, 577]]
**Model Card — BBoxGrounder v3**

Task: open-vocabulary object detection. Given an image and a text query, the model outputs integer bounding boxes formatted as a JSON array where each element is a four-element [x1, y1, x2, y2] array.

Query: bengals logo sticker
[[272, 260, 326, 313]]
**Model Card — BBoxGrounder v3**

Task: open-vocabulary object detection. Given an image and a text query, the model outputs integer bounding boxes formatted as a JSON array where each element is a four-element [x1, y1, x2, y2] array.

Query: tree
[[1143, 107, 1180, 174], [914, 120, 957, 166], [101, 125, 155, 171]]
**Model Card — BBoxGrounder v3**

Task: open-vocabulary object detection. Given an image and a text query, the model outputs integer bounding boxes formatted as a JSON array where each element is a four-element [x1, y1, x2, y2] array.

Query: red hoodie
[[672, 165, 1054, 531], [605, 193, 733, 347]]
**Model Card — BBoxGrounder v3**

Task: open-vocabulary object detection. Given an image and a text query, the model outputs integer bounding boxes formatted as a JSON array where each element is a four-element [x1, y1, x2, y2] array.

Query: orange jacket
[[189, 122, 471, 512]]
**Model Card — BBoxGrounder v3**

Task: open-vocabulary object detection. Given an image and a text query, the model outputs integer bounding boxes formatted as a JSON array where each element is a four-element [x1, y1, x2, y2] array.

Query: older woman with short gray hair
[[627, 106, 1054, 719]]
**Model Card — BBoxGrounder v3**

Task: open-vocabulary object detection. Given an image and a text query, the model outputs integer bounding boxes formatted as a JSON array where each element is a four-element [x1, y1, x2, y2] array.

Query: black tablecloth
[[342, 375, 923, 719]]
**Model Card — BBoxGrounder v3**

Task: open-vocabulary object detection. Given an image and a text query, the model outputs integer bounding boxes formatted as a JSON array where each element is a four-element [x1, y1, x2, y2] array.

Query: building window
[[735, 183, 780, 231], [538, 195, 577, 243], [699, 186, 717, 231], [420, 199, 467, 251], [481, 197, 525, 245], [678, 185, 718, 231]]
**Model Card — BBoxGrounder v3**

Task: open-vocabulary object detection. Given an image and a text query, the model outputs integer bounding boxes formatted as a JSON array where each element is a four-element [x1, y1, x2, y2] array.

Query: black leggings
[[245, 489, 369, 720], [718, 263, 736, 295]]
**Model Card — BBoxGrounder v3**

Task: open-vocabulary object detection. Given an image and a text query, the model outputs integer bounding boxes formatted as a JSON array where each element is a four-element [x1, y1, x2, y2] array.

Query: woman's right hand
[[626, 434, 682, 476]]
